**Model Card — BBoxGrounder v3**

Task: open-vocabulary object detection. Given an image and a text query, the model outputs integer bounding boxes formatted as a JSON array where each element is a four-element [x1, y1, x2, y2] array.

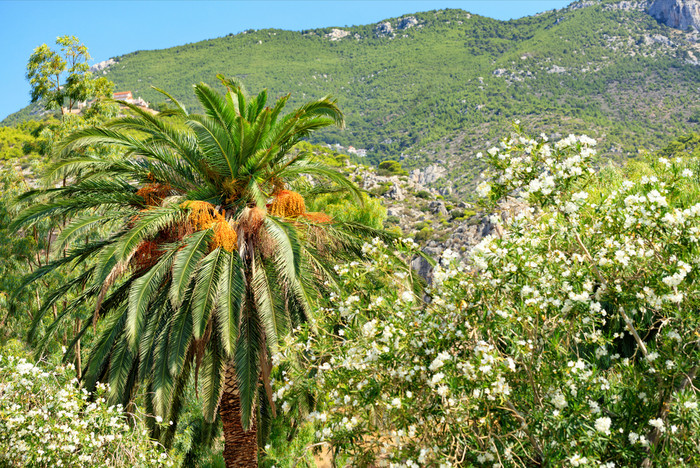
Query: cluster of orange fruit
[[269, 190, 332, 223], [133, 183, 331, 260], [180, 200, 238, 252]]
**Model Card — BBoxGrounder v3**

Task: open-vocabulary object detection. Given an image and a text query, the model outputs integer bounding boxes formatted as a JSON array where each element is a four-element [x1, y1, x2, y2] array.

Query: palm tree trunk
[[220, 362, 258, 467]]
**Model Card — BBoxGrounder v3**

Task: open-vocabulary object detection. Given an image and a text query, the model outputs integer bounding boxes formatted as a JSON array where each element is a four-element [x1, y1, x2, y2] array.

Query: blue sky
[[0, 1, 573, 121]]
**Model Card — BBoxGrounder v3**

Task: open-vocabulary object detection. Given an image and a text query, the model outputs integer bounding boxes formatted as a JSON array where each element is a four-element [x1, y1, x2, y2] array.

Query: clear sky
[[0, 1, 573, 121]]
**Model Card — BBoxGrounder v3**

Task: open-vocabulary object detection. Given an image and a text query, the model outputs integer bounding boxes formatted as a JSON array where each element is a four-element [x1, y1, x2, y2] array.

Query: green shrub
[[0, 341, 173, 467], [377, 160, 407, 176], [276, 130, 700, 466], [414, 226, 433, 242]]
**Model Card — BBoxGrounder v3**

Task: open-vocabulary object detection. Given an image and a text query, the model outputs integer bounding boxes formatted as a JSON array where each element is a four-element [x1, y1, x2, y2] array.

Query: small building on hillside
[[113, 91, 134, 101], [113, 91, 150, 108]]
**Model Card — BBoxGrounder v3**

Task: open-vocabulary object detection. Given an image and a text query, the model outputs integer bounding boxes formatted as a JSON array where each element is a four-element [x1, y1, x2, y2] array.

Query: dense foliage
[[273, 131, 700, 466], [0, 341, 171, 467]]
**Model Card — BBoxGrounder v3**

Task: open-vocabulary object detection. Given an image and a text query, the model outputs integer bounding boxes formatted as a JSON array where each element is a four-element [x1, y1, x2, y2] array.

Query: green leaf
[[201, 330, 225, 422], [235, 293, 263, 430], [191, 247, 227, 339], [168, 302, 193, 376], [169, 229, 212, 308], [127, 249, 176, 349], [216, 251, 245, 354]]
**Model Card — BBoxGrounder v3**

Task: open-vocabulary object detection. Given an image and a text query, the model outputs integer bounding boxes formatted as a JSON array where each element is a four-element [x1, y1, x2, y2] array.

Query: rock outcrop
[[397, 16, 418, 30], [410, 164, 447, 185], [326, 28, 350, 41], [375, 22, 394, 37], [90, 58, 116, 73], [649, 0, 700, 31]]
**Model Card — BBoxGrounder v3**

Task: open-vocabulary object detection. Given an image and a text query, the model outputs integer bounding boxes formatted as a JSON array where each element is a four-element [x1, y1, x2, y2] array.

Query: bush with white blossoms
[[273, 131, 700, 467], [0, 341, 173, 467]]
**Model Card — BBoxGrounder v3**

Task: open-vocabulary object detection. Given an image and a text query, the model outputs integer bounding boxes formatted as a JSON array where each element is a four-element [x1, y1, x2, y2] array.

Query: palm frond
[[127, 249, 176, 349], [153, 320, 174, 416], [201, 329, 225, 422], [108, 334, 137, 405], [169, 229, 212, 308], [82, 303, 128, 392], [168, 300, 193, 376], [191, 247, 227, 339], [216, 251, 245, 354], [152, 85, 189, 116], [55, 213, 122, 252], [115, 204, 185, 261], [251, 255, 281, 351], [235, 289, 263, 430], [11, 239, 109, 299]]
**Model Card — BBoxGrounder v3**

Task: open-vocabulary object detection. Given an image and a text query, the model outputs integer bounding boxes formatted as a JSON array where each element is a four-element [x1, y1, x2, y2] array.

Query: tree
[[13, 77, 385, 466], [26, 35, 113, 115]]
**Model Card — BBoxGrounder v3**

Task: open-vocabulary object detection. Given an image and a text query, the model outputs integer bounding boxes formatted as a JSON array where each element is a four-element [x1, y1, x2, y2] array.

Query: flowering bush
[[0, 342, 172, 467], [273, 131, 700, 467]]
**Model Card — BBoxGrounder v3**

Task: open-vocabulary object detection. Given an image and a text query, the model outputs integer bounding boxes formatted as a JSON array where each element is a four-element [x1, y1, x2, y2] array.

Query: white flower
[[401, 291, 414, 302], [649, 418, 665, 432], [477, 182, 491, 198], [572, 191, 589, 203], [430, 372, 445, 386], [551, 393, 568, 410], [594, 416, 612, 435], [570, 454, 588, 466]]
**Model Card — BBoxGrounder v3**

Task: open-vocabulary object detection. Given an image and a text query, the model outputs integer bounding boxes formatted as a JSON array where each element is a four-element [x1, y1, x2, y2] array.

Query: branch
[[641, 365, 698, 467], [290, 442, 330, 468], [573, 231, 648, 357], [504, 399, 544, 463]]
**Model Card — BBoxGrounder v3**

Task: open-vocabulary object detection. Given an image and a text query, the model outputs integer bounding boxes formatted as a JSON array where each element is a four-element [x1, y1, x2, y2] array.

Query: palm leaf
[[127, 249, 176, 348], [201, 328, 225, 422], [191, 247, 227, 339], [216, 251, 245, 354], [169, 229, 212, 308], [235, 289, 263, 430]]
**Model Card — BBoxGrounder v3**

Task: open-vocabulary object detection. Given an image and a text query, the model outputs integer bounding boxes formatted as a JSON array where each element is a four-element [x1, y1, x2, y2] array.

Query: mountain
[[4, 0, 700, 195], [649, 0, 700, 30]]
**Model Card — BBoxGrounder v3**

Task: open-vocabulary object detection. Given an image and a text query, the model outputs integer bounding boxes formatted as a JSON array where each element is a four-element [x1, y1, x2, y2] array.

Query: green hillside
[[4, 1, 700, 193]]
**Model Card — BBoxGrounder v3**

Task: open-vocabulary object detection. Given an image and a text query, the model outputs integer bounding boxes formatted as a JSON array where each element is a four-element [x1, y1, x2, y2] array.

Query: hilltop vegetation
[[5, 1, 700, 195]]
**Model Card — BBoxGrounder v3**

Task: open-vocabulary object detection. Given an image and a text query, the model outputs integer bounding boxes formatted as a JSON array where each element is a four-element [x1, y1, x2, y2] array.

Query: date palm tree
[[13, 76, 384, 466]]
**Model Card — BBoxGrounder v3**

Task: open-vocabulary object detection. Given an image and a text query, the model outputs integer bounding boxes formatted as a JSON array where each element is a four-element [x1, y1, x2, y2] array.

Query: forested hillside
[[4, 0, 700, 194]]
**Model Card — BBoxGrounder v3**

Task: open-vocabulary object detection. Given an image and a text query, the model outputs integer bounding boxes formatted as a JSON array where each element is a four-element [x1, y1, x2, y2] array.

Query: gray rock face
[[326, 28, 350, 41], [397, 16, 418, 30], [429, 200, 449, 217], [409, 198, 529, 283], [90, 58, 116, 72], [387, 183, 405, 201], [375, 22, 394, 36], [649, 0, 700, 31], [410, 164, 447, 185], [411, 245, 441, 284]]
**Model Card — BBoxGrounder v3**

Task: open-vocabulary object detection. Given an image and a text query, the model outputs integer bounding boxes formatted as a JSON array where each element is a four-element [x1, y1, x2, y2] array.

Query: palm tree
[[13, 76, 385, 466]]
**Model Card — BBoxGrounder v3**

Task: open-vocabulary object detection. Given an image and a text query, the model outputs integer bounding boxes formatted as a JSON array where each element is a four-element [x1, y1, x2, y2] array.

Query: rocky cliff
[[649, 0, 700, 30]]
